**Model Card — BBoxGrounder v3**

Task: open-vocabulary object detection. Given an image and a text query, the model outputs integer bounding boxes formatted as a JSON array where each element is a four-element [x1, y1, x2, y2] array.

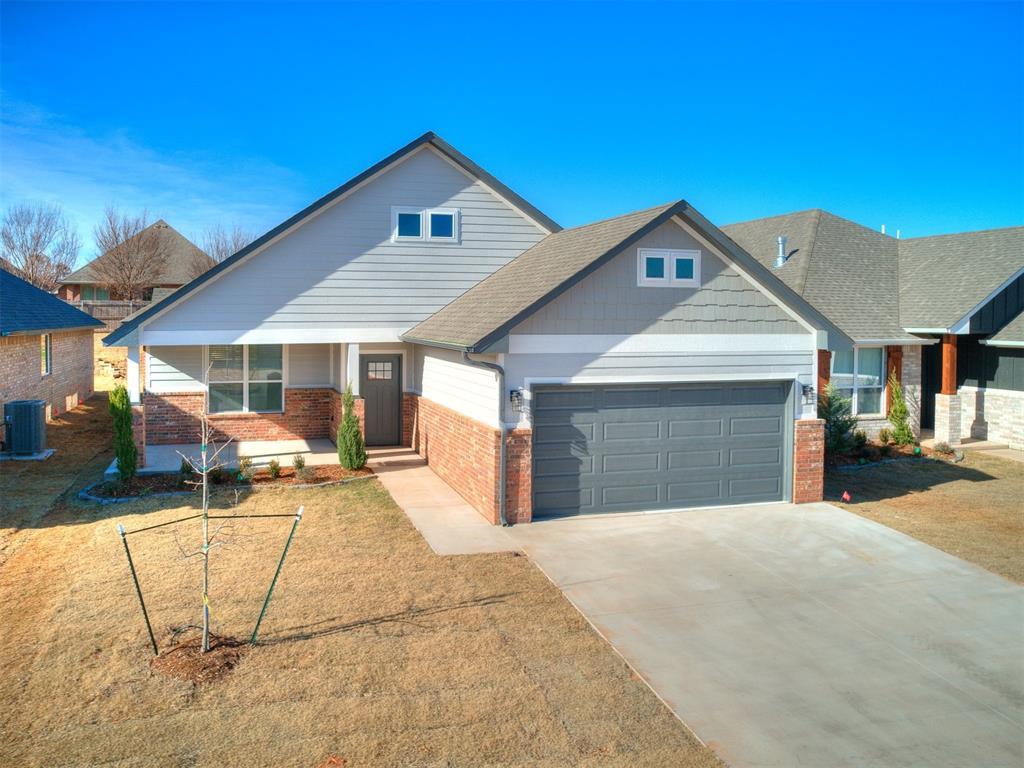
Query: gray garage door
[[532, 381, 791, 518]]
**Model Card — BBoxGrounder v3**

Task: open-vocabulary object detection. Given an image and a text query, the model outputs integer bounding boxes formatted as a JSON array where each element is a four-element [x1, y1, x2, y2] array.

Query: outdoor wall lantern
[[802, 384, 815, 405], [510, 388, 525, 414]]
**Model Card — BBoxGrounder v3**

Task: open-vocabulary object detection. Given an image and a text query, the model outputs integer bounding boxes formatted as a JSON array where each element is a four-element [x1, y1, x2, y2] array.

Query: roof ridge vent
[[774, 235, 789, 268]]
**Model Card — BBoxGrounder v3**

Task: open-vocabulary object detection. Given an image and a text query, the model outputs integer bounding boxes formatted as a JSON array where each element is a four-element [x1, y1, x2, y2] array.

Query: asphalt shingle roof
[[62, 220, 214, 286], [404, 203, 677, 348], [898, 227, 1024, 330], [985, 310, 1024, 346], [1, 268, 103, 335]]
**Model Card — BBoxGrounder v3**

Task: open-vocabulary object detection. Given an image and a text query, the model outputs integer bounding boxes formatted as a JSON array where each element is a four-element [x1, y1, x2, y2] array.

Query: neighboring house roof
[[61, 220, 214, 286], [982, 310, 1024, 347], [898, 227, 1024, 331], [1, 268, 103, 336], [122, 287, 177, 322], [723, 212, 1024, 342], [105, 131, 560, 347], [404, 201, 852, 352]]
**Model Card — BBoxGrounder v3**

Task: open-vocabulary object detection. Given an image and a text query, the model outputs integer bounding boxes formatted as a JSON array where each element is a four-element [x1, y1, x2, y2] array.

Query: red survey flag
[[841, 491, 852, 502]]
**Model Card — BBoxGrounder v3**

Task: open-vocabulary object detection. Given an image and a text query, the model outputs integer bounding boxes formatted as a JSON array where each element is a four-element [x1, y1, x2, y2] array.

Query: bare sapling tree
[[1, 203, 80, 290], [202, 223, 255, 263], [176, 411, 234, 653], [92, 207, 169, 300]]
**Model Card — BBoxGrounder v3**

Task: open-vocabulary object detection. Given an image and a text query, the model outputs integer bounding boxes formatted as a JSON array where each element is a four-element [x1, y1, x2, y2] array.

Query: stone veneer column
[[933, 393, 962, 446], [793, 419, 824, 504]]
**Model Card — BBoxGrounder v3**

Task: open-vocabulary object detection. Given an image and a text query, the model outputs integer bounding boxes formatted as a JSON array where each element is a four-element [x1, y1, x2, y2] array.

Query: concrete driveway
[[507, 502, 1024, 768]]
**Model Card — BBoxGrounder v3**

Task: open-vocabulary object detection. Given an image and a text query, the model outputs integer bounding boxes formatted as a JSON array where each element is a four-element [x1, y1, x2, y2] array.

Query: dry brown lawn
[[827, 452, 1024, 583], [0, 400, 721, 767]]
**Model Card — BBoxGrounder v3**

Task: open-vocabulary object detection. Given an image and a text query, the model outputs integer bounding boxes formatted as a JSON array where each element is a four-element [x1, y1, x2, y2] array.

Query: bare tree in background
[[202, 223, 255, 263], [92, 207, 169, 300], [1, 203, 80, 291]]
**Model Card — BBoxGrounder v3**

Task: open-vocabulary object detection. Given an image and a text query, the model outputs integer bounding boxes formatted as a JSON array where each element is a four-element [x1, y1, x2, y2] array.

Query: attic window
[[392, 206, 460, 243], [637, 248, 701, 288]]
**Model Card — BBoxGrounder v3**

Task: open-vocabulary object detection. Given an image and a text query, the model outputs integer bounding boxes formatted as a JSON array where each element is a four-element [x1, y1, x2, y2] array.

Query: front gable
[[511, 220, 805, 337]]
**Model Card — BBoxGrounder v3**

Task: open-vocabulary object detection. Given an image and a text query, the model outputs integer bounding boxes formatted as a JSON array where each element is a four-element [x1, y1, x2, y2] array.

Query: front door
[[360, 355, 402, 446], [920, 342, 941, 430]]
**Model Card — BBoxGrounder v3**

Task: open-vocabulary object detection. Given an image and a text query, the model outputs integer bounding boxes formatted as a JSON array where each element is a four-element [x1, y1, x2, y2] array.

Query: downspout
[[462, 351, 509, 526]]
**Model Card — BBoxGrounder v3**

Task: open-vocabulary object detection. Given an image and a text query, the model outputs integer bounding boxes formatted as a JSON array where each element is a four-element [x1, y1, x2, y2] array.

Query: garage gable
[[512, 219, 805, 337]]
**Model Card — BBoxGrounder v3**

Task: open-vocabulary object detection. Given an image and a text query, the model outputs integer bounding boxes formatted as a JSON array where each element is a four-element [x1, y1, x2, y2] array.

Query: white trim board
[[507, 333, 815, 355], [140, 328, 408, 346]]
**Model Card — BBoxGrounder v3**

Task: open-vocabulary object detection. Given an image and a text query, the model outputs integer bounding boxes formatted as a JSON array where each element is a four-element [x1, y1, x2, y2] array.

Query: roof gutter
[[461, 351, 509, 527], [2, 324, 103, 337]]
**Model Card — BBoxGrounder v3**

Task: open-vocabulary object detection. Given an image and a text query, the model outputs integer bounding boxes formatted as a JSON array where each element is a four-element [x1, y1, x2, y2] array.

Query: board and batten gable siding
[[414, 345, 499, 427], [512, 220, 803, 335], [143, 148, 547, 340]]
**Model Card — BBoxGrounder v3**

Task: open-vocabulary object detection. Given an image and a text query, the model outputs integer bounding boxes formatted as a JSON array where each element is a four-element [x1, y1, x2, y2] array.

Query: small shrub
[[878, 444, 892, 457], [108, 385, 137, 482], [878, 427, 892, 445], [237, 455, 255, 482], [933, 441, 953, 455], [887, 373, 915, 446], [818, 384, 858, 456], [209, 466, 227, 484], [296, 466, 316, 484], [179, 457, 194, 477], [292, 453, 306, 471], [338, 384, 368, 470], [853, 430, 868, 449], [268, 458, 281, 479]]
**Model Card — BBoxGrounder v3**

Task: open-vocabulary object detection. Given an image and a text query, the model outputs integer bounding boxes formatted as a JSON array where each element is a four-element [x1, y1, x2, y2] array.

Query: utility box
[[3, 399, 47, 455]]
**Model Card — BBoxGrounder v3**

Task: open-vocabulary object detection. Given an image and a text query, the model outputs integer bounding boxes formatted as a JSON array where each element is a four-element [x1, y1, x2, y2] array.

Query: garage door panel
[[532, 382, 789, 518], [533, 389, 596, 411]]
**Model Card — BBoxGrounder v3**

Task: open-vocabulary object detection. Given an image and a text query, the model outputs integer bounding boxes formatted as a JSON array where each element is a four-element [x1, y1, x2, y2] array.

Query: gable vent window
[[392, 206, 460, 243], [637, 248, 701, 288]]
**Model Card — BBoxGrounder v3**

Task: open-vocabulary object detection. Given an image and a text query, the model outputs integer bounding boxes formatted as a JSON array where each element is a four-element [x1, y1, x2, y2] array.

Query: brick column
[[934, 393, 962, 446], [130, 404, 146, 469], [793, 418, 824, 504], [505, 428, 533, 524]]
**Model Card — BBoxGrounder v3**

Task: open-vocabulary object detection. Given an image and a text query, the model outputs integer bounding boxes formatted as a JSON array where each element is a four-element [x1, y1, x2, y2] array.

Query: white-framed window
[[207, 344, 284, 414], [391, 206, 460, 243], [832, 346, 886, 416], [637, 248, 701, 288], [40, 334, 52, 376]]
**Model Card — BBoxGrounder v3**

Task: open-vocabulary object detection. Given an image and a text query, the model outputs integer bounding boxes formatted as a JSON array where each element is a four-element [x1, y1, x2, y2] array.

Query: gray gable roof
[[724, 212, 1024, 341], [1, 268, 103, 336], [898, 227, 1024, 330], [983, 310, 1023, 347], [404, 201, 851, 352], [105, 132, 559, 347], [63, 220, 214, 286]]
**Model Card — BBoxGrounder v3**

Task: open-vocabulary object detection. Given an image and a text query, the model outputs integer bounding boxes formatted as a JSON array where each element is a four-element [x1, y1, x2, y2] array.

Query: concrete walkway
[[506, 503, 1024, 768], [369, 448, 516, 555]]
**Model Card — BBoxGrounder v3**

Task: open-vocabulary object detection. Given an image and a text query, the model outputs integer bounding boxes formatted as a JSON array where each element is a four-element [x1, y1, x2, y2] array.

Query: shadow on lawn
[[265, 592, 517, 644], [824, 457, 997, 505]]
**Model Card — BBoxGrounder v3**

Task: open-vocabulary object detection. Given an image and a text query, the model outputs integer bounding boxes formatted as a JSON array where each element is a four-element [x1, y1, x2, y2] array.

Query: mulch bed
[[829, 441, 929, 467], [90, 474, 192, 497], [250, 465, 373, 485], [150, 634, 248, 685]]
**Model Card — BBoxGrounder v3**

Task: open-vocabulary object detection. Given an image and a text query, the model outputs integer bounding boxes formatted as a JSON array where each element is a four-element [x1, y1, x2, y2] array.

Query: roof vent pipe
[[774, 235, 788, 268]]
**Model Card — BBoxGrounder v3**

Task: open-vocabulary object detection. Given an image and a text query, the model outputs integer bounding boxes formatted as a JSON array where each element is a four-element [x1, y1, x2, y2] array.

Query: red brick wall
[[505, 428, 533, 524], [793, 418, 825, 504], [0, 330, 94, 424], [131, 404, 146, 468], [327, 390, 366, 444], [145, 388, 333, 444]]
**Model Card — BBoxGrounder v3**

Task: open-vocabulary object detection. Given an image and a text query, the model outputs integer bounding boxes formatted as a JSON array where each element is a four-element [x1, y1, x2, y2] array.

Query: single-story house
[[1, 268, 103, 436], [724, 212, 1023, 449], [104, 133, 1023, 524]]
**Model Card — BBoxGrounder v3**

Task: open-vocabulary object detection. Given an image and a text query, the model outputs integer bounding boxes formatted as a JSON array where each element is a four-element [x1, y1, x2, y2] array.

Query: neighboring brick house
[[57, 221, 214, 383], [1, 269, 103, 442], [724, 212, 1023, 449], [103, 133, 1022, 525]]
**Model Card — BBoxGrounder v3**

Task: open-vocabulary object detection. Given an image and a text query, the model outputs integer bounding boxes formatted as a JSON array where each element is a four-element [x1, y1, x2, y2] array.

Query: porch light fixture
[[509, 389, 525, 414], [802, 384, 815, 405]]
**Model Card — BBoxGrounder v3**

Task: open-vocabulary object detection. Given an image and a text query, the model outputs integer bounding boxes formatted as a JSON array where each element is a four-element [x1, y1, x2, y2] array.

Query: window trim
[[204, 344, 286, 414], [391, 206, 461, 243], [832, 345, 887, 417], [40, 333, 52, 376], [637, 248, 701, 288]]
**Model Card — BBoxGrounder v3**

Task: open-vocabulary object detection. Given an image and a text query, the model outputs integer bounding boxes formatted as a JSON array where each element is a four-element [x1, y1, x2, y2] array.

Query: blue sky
[[2, 1, 1021, 265]]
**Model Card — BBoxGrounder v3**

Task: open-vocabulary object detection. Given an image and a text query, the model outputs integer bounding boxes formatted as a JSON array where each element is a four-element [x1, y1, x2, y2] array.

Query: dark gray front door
[[360, 355, 402, 446], [532, 381, 791, 518]]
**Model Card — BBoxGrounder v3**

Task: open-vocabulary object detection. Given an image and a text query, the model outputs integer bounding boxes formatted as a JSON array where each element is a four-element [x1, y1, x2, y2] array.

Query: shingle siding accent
[[0, 330, 94, 424]]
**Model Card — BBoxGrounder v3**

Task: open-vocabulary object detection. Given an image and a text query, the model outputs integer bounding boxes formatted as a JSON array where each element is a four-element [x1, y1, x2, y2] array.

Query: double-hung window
[[832, 347, 885, 416], [637, 248, 701, 288], [207, 344, 283, 413], [392, 206, 460, 242], [40, 334, 52, 376]]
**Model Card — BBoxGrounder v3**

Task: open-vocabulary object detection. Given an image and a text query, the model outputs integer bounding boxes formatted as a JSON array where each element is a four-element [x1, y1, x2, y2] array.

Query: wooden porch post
[[885, 346, 902, 413], [940, 334, 957, 395], [817, 349, 831, 400]]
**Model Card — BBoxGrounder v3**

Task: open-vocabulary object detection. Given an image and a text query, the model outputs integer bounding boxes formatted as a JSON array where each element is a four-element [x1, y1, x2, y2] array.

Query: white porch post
[[126, 345, 141, 404], [347, 343, 360, 396]]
